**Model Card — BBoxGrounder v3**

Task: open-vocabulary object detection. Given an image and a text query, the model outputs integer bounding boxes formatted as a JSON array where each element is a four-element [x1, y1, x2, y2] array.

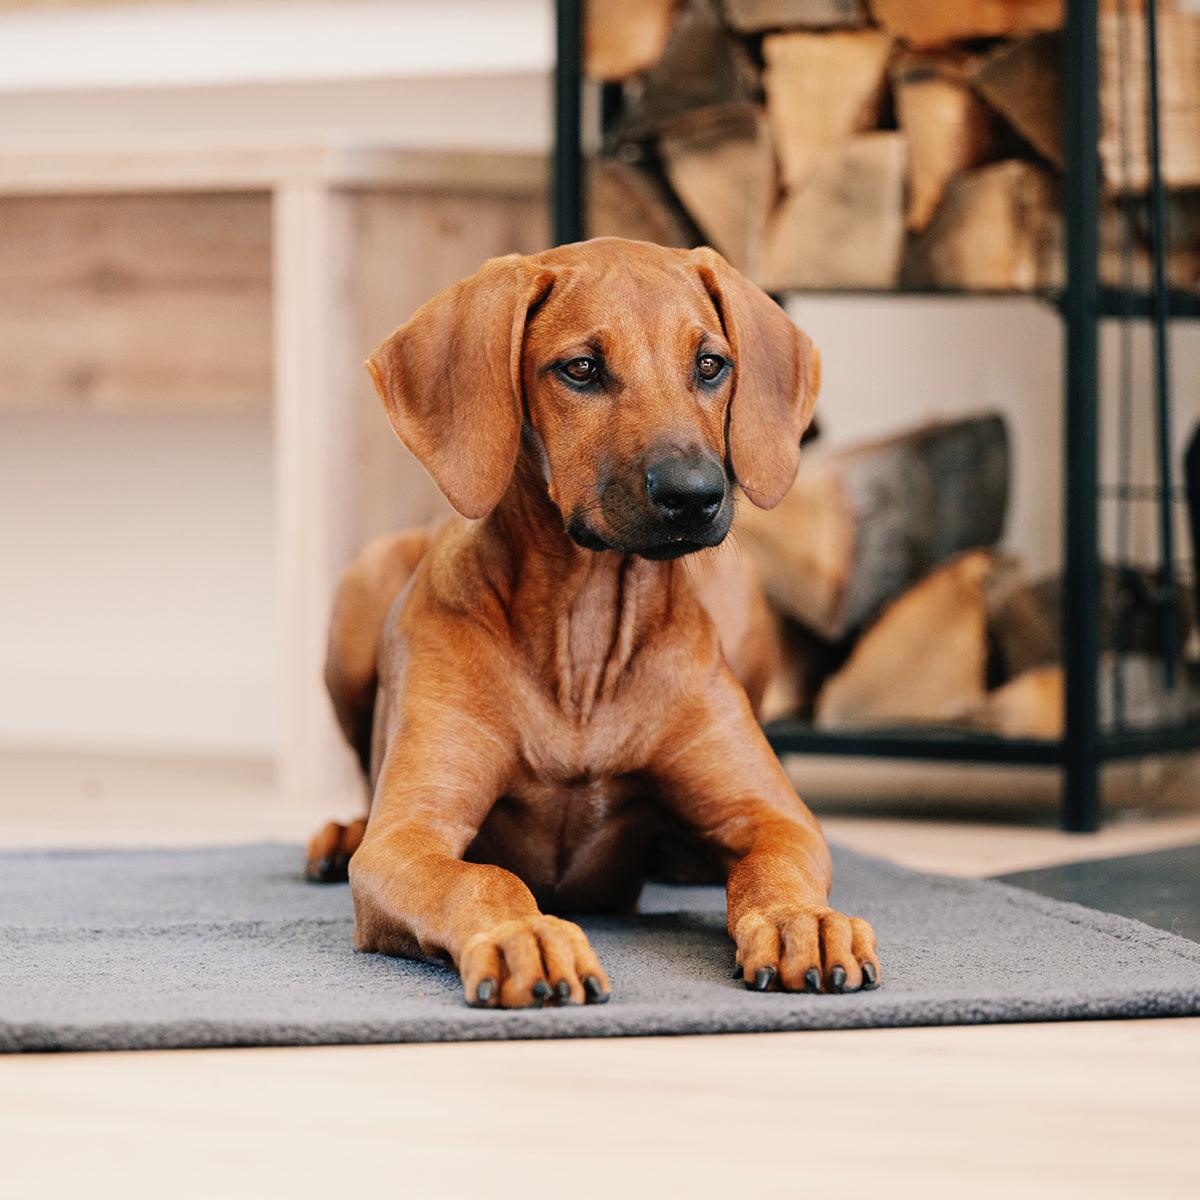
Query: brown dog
[[306, 237, 880, 1007]]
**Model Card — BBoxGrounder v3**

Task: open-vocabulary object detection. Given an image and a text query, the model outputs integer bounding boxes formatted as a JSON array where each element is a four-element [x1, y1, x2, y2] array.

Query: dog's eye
[[559, 357, 599, 385], [697, 353, 727, 382]]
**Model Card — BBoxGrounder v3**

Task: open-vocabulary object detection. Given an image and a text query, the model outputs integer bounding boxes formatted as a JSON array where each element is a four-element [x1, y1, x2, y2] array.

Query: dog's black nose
[[645, 456, 726, 530]]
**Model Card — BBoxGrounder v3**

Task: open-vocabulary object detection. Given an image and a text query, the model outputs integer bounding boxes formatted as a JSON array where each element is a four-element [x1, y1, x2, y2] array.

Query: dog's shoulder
[[389, 515, 511, 636]]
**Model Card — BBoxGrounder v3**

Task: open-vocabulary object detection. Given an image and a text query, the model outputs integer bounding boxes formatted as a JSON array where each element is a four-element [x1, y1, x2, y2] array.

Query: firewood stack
[[586, 0, 1200, 292], [737, 411, 1198, 736]]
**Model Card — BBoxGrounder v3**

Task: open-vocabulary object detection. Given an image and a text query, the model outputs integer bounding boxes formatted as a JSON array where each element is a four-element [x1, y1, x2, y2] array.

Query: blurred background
[[2, 0, 1198, 843]]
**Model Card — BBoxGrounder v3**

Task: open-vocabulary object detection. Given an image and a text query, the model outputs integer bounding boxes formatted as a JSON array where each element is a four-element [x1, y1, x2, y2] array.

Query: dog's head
[[367, 238, 819, 559]]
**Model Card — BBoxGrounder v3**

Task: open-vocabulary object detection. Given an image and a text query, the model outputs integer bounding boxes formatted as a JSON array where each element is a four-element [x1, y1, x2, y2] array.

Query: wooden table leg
[[271, 181, 361, 804]]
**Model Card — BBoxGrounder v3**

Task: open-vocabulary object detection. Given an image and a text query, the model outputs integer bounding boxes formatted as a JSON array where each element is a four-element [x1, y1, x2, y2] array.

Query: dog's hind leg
[[305, 529, 431, 883], [306, 817, 368, 882], [323, 529, 431, 776]]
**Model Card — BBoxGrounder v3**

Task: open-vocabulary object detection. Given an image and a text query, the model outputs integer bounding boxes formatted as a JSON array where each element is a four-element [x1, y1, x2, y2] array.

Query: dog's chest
[[466, 772, 660, 911]]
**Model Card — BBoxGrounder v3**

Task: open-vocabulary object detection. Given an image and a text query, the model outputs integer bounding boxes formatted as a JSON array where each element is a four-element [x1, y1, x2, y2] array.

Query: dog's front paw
[[460, 915, 611, 1009], [732, 906, 880, 994]]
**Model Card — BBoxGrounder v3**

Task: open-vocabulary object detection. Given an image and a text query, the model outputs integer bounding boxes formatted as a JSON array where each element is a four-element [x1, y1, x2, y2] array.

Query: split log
[[901, 160, 1063, 291], [615, 0, 759, 139], [1158, 191, 1200, 287], [724, 0, 868, 33], [1099, 195, 1200, 291], [1162, 191, 1200, 255], [983, 558, 1059, 682], [1100, 11, 1200, 192], [586, 158, 695, 247], [737, 413, 1009, 640], [814, 551, 994, 729], [811, 556, 1195, 734], [757, 132, 906, 290], [759, 619, 841, 721], [969, 33, 1062, 167], [585, 0, 680, 81], [762, 29, 894, 192], [659, 104, 776, 275], [965, 656, 1200, 740], [987, 563, 1194, 683], [1096, 656, 1200, 731], [868, 0, 1062, 50], [966, 666, 1063, 739], [892, 52, 995, 233]]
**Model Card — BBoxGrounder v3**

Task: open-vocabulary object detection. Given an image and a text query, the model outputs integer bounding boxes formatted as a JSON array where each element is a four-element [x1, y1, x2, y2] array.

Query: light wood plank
[[0, 138, 547, 197], [0, 193, 270, 411], [347, 188, 550, 543], [271, 182, 361, 804], [1, 1020, 1197, 1199]]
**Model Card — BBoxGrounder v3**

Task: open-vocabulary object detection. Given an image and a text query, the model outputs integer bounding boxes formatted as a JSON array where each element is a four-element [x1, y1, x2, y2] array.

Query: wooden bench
[[0, 137, 548, 799]]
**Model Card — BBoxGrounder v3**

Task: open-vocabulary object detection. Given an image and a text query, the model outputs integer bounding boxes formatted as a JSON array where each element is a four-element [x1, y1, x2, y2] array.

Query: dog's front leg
[[349, 733, 610, 1009], [652, 668, 881, 994]]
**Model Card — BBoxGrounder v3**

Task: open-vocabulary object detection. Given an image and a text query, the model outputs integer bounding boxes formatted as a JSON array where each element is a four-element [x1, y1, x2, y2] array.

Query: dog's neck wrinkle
[[484, 454, 674, 723], [556, 553, 634, 724]]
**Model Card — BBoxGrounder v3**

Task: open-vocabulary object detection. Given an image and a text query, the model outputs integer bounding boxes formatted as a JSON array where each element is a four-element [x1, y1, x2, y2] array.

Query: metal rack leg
[[1144, 0, 1179, 688], [1061, 0, 1103, 833], [553, 0, 584, 246]]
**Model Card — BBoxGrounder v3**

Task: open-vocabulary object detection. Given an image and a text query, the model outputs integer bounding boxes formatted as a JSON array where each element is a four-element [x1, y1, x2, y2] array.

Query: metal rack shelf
[[1095, 287, 1200, 319], [551, 0, 1199, 831], [762, 720, 1200, 765], [642, 286, 1200, 319]]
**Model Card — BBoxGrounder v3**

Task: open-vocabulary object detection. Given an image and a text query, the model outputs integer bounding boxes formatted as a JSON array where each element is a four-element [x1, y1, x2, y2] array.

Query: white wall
[[0, 410, 277, 754], [0, 0, 552, 149], [0, 0, 552, 92]]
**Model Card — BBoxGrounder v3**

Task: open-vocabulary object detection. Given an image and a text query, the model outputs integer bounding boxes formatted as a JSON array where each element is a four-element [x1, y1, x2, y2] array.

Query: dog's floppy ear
[[366, 254, 555, 519], [690, 247, 820, 510]]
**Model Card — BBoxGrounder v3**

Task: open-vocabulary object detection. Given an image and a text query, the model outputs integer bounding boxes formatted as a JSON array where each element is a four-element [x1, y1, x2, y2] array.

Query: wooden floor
[[3, 749, 1199, 1198]]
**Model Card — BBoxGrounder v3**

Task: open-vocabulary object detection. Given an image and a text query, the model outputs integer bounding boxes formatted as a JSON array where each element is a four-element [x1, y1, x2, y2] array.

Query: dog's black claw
[[313, 856, 334, 880], [804, 967, 822, 993], [583, 975, 609, 1003], [532, 979, 552, 1002], [732, 963, 744, 979], [332, 854, 350, 877], [830, 965, 848, 993], [555, 979, 572, 1002], [474, 979, 496, 1005], [862, 962, 878, 988], [751, 966, 775, 992]]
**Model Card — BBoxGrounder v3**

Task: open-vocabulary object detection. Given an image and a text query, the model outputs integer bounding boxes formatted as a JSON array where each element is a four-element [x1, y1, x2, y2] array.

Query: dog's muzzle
[[567, 451, 732, 560], [644, 454, 726, 533]]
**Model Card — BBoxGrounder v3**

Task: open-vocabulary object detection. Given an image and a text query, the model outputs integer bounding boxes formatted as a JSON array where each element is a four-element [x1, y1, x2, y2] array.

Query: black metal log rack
[[551, 0, 1200, 831]]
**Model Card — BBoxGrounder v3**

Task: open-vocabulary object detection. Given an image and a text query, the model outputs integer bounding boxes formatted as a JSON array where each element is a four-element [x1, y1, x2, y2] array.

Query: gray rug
[[2, 842, 1199, 1053]]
